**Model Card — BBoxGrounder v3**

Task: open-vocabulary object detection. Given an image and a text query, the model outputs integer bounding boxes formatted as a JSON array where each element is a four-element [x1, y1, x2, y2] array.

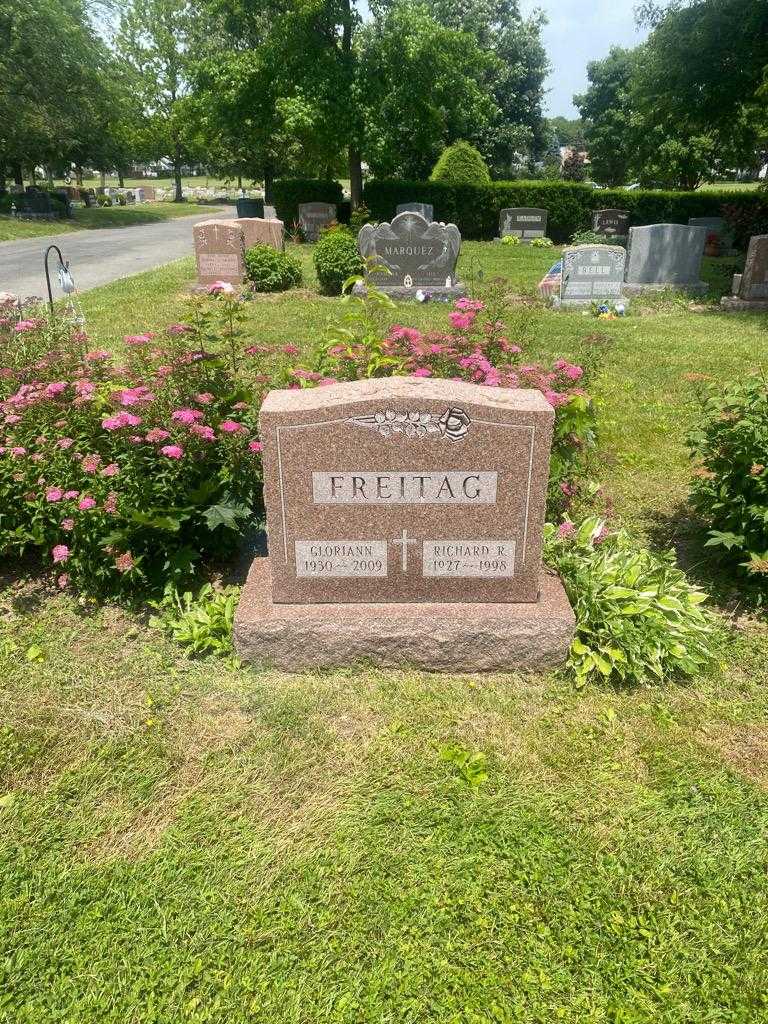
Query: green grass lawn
[[0, 204, 224, 243], [4, 241, 768, 1022]]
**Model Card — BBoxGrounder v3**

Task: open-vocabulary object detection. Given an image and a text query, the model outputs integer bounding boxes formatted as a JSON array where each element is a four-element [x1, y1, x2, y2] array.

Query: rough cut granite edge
[[233, 558, 575, 673], [352, 282, 466, 301], [720, 297, 768, 313]]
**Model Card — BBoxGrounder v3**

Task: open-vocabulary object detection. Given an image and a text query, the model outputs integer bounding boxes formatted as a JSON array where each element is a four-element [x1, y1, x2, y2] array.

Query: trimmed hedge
[[362, 179, 768, 246], [272, 179, 345, 230]]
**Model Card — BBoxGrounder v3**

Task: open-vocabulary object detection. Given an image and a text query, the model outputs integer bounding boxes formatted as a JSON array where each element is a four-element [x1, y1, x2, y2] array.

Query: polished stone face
[[592, 209, 630, 236], [357, 212, 461, 289], [258, 377, 555, 604], [739, 235, 768, 299], [499, 208, 548, 242], [560, 244, 626, 306], [625, 223, 707, 285], [193, 219, 245, 285], [234, 217, 284, 252], [298, 202, 336, 242]]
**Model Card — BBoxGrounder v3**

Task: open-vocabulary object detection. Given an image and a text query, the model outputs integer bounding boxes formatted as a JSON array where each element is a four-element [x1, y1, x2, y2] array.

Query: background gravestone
[[298, 202, 336, 242], [721, 234, 768, 311], [560, 245, 627, 307], [264, 204, 278, 220], [396, 202, 434, 221], [498, 208, 548, 243], [592, 209, 630, 237], [193, 219, 246, 286], [624, 223, 707, 293], [688, 216, 727, 240], [234, 377, 574, 671], [235, 217, 284, 252], [357, 211, 463, 298]]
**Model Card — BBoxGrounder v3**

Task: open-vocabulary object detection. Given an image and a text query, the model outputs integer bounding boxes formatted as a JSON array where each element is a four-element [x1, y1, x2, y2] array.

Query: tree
[[116, 0, 198, 201], [430, 140, 491, 184], [560, 149, 586, 182], [359, 4, 498, 179], [548, 116, 584, 150], [575, 47, 639, 187]]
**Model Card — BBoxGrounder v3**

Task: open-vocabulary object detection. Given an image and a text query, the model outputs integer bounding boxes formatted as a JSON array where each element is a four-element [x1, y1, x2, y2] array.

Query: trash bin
[[236, 197, 264, 218]]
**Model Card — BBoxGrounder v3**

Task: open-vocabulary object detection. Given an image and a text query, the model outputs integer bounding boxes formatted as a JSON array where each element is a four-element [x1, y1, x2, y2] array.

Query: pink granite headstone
[[235, 217, 284, 252], [193, 219, 246, 286]]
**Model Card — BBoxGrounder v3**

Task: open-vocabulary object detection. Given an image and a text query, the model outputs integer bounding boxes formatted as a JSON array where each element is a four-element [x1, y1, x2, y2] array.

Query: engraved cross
[[391, 529, 417, 572]]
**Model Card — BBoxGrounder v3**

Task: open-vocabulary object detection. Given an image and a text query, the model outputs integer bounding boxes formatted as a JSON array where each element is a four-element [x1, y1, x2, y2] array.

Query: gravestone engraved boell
[[624, 223, 707, 294], [592, 208, 630, 237], [356, 211, 464, 299], [560, 244, 627, 308], [396, 202, 434, 221], [498, 208, 548, 243], [193, 219, 246, 286], [298, 202, 337, 242], [234, 377, 575, 672], [721, 234, 768, 312]]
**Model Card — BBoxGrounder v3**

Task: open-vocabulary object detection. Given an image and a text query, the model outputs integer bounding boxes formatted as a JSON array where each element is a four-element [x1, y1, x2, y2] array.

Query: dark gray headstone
[[592, 209, 630, 236], [499, 207, 548, 242], [560, 245, 627, 307], [688, 216, 726, 239], [624, 224, 707, 292], [396, 202, 434, 222], [298, 202, 337, 242], [357, 211, 463, 296]]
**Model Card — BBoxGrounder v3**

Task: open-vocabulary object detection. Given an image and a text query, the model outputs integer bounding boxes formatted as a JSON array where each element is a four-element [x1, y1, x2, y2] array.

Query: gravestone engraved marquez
[[193, 219, 246, 286], [234, 378, 575, 672], [357, 212, 462, 294], [721, 234, 768, 312], [560, 244, 627, 307]]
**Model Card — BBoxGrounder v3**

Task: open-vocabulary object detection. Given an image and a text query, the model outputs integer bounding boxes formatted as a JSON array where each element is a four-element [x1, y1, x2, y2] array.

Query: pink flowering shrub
[[311, 288, 597, 510], [0, 312, 266, 595]]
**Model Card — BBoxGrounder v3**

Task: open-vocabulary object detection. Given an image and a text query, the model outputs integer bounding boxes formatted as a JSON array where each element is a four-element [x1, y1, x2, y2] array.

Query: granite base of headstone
[[560, 244, 628, 308], [354, 211, 465, 300], [721, 234, 768, 312], [623, 223, 708, 295], [233, 377, 575, 672], [495, 207, 548, 243]]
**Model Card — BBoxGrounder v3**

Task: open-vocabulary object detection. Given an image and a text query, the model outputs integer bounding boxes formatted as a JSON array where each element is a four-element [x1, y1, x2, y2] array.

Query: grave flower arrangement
[[0, 303, 266, 595]]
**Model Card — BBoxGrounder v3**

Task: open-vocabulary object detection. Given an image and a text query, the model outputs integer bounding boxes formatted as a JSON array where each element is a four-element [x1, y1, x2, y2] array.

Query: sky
[[520, 0, 650, 118]]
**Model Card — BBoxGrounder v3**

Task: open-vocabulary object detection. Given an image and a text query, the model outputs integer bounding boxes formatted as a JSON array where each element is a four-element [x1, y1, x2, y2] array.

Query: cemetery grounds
[[2, 243, 768, 1022]]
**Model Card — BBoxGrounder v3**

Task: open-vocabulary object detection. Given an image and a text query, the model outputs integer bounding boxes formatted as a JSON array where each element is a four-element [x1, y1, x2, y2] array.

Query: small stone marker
[[143, 186, 157, 202], [560, 244, 627, 307], [592, 208, 630, 237], [234, 377, 575, 672], [721, 235, 768, 312], [357, 211, 464, 298], [298, 202, 336, 242], [264, 204, 277, 220], [396, 202, 434, 221], [498, 207, 548, 243], [235, 217, 284, 252], [624, 223, 707, 293], [134, 188, 145, 203], [193, 219, 246, 286]]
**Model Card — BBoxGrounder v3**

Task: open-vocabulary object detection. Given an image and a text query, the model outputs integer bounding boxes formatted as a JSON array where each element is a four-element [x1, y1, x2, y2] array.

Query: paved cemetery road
[[0, 207, 234, 299]]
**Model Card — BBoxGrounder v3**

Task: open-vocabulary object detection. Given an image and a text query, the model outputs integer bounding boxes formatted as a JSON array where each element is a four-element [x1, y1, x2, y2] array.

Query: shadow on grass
[[645, 500, 766, 615]]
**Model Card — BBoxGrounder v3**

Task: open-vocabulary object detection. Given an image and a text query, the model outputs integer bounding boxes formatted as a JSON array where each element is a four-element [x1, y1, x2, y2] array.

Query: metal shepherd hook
[[43, 244, 76, 316]]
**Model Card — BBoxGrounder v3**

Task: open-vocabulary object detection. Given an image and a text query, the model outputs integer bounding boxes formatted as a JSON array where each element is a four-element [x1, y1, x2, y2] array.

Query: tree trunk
[[118, 169, 125, 187], [100, 170, 106, 190], [74, 165, 83, 187], [0, 163, 7, 191], [12, 163, 23, 187], [46, 166, 54, 186], [349, 145, 362, 210], [173, 142, 183, 202], [263, 159, 275, 204]]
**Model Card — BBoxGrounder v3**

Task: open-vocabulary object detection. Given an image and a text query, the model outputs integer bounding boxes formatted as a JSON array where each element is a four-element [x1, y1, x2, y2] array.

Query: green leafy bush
[[430, 141, 491, 186], [244, 244, 302, 292], [349, 203, 372, 234], [313, 228, 364, 295], [501, 234, 520, 246], [363, 178, 767, 244], [545, 517, 716, 686], [687, 374, 768, 576], [531, 236, 554, 248], [272, 178, 344, 228], [570, 229, 621, 247], [149, 583, 238, 657]]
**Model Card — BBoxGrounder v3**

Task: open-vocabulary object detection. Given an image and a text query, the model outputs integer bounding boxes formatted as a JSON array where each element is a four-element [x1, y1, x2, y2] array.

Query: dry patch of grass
[[705, 723, 768, 788]]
